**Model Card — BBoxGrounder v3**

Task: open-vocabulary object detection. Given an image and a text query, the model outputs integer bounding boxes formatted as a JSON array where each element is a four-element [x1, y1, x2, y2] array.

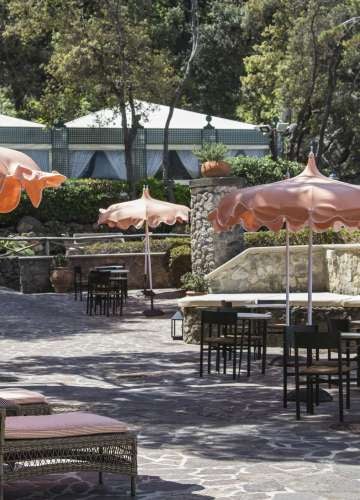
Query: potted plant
[[193, 142, 231, 177], [50, 254, 73, 293], [180, 272, 208, 296]]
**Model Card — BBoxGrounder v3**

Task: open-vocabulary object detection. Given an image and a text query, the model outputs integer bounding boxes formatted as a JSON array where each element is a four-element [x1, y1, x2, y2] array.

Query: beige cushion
[[5, 412, 129, 440], [0, 388, 47, 405]]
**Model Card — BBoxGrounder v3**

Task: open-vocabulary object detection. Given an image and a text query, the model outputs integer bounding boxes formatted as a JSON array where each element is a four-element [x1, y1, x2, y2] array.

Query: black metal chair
[[86, 271, 112, 316], [327, 317, 360, 387], [73, 266, 88, 301], [200, 310, 239, 380], [284, 325, 352, 422]]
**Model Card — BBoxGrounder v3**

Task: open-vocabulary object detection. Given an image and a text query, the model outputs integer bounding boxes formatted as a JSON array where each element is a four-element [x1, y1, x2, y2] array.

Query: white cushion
[[0, 388, 47, 405]]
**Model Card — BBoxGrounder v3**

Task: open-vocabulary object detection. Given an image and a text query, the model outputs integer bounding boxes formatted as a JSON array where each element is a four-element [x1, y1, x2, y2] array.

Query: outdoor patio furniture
[[0, 389, 51, 416], [89, 270, 125, 316], [0, 407, 137, 499], [200, 310, 239, 380], [328, 318, 360, 387], [237, 313, 270, 377], [284, 325, 352, 421], [73, 265, 88, 301]]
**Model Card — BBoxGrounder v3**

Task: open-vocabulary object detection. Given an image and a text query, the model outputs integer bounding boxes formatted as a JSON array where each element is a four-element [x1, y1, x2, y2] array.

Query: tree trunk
[[162, 0, 200, 201], [316, 46, 341, 164]]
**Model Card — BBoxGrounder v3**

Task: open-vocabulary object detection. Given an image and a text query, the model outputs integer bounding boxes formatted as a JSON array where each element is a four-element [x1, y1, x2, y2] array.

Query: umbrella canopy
[[209, 153, 360, 233], [98, 187, 189, 229], [0, 147, 66, 213], [209, 153, 360, 325]]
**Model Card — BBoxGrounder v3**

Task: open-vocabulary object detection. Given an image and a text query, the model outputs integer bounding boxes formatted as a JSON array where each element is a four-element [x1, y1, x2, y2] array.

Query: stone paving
[[1, 287, 360, 499]]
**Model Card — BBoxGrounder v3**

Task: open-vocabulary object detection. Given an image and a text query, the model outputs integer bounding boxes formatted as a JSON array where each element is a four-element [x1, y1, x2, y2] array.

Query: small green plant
[[180, 272, 208, 292], [193, 143, 228, 163], [53, 254, 68, 267]]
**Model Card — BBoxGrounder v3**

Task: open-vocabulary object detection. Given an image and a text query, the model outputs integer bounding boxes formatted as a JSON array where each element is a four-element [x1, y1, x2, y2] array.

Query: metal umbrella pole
[[285, 223, 290, 326], [143, 220, 164, 316], [307, 222, 313, 325]]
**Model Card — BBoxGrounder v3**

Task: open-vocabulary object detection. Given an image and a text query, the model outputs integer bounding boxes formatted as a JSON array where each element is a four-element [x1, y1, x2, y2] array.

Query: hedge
[[168, 244, 192, 286], [82, 237, 189, 255], [0, 177, 190, 229], [0, 179, 129, 227], [244, 228, 360, 248], [229, 156, 303, 186]]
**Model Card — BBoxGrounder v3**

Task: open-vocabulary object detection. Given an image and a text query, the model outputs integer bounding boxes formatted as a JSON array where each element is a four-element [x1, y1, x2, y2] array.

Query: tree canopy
[[1, 0, 359, 181]]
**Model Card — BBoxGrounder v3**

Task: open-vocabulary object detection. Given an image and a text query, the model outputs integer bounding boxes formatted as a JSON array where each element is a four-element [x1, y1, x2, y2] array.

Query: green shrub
[[180, 272, 208, 292], [229, 156, 303, 186], [244, 228, 360, 248], [0, 179, 129, 227], [0, 239, 35, 256], [169, 244, 191, 286], [193, 142, 228, 162], [82, 237, 189, 255]]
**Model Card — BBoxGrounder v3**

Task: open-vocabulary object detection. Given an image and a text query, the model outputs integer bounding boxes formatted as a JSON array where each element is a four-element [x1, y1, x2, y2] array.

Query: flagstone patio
[[1, 287, 360, 499]]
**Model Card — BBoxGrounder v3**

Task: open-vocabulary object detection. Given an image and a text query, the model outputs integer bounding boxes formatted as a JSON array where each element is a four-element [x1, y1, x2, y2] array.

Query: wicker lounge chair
[[0, 408, 137, 499], [0, 388, 51, 416]]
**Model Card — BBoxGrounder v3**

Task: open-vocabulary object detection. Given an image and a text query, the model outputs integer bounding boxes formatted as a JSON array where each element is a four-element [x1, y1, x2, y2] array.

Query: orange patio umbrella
[[209, 152, 360, 324], [0, 147, 66, 213], [98, 186, 190, 315]]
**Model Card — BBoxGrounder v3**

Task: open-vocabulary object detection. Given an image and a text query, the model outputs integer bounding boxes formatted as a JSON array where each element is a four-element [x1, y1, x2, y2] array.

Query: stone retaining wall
[[0, 253, 171, 293], [207, 244, 360, 295]]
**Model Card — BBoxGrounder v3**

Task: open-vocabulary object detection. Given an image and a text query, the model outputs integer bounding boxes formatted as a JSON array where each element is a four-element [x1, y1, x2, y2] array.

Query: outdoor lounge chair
[[0, 408, 137, 499], [0, 388, 51, 416]]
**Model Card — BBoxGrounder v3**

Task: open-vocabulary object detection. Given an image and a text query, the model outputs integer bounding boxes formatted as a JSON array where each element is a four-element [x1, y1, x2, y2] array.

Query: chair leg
[[339, 371, 344, 422], [207, 344, 212, 374], [199, 340, 204, 377], [295, 369, 301, 420], [131, 476, 136, 497], [247, 323, 251, 377], [346, 370, 351, 410], [262, 321, 267, 375], [232, 344, 236, 380], [98, 471, 103, 485], [357, 343, 360, 387]]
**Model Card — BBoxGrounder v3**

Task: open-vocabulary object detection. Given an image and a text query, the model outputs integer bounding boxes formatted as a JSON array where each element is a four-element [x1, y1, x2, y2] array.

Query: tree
[[238, 0, 360, 180], [160, 0, 200, 200], [7, 0, 174, 194]]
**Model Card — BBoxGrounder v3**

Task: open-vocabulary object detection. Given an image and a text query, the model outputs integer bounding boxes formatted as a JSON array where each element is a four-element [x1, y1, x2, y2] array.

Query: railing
[[0, 233, 190, 257]]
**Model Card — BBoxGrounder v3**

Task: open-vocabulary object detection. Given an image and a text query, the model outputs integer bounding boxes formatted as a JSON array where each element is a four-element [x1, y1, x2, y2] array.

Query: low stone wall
[[207, 244, 360, 295], [68, 253, 170, 290], [0, 257, 20, 290], [0, 252, 171, 293], [183, 305, 360, 345]]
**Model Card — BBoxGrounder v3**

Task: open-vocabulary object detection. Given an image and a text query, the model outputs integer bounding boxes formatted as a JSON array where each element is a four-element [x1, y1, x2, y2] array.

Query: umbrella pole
[[307, 224, 313, 325], [143, 221, 164, 317], [285, 224, 290, 325], [143, 229, 148, 293]]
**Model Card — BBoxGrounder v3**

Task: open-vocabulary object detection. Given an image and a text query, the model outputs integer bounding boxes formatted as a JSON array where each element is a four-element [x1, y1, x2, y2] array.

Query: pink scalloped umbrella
[[209, 152, 360, 324], [0, 147, 66, 213], [98, 187, 190, 315]]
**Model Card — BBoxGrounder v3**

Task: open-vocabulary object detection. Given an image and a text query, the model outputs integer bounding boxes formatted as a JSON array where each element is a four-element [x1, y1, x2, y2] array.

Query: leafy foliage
[[0, 238, 35, 256], [244, 228, 360, 248], [193, 143, 229, 163], [0, 179, 129, 228], [169, 244, 192, 286], [82, 237, 189, 255], [229, 156, 303, 186], [180, 272, 208, 292]]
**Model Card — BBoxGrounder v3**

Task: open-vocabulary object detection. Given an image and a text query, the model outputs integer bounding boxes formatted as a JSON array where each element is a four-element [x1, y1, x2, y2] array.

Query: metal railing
[[0, 233, 190, 257]]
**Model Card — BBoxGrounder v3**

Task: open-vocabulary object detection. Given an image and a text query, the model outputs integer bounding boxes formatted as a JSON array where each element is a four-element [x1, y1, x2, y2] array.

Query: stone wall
[[327, 246, 360, 295], [207, 245, 328, 293], [190, 177, 245, 276], [0, 252, 171, 293], [0, 257, 20, 290], [68, 253, 170, 289]]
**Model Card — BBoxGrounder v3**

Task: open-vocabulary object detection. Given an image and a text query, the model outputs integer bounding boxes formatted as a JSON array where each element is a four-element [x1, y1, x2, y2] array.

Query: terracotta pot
[[201, 160, 231, 177], [50, 267, 73, 293], [185, 291, 207, 296]]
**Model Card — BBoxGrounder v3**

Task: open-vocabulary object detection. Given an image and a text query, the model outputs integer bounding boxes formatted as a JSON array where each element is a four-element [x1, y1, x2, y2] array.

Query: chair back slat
[[327, 318, 350, 335], [201, 310, 238, 326]]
